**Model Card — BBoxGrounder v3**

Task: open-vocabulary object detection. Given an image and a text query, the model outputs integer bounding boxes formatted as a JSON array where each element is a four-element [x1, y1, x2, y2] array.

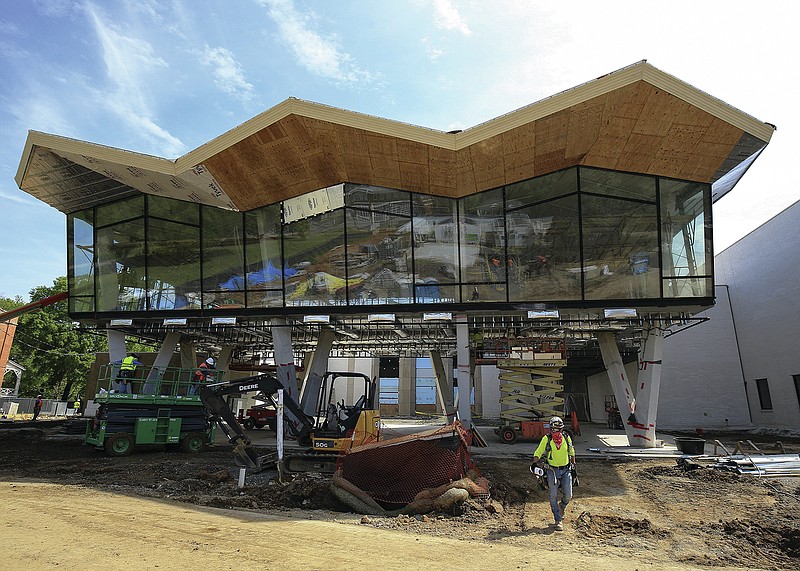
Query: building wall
[[714, 200, 800, 429]]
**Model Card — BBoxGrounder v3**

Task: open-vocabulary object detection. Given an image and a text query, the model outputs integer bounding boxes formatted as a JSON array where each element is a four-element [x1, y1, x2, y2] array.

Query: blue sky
[[1, 0, 798, 300]]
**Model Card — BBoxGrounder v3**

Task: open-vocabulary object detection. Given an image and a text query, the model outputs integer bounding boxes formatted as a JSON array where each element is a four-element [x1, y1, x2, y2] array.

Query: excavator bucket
[[233, 442, 262, 470]]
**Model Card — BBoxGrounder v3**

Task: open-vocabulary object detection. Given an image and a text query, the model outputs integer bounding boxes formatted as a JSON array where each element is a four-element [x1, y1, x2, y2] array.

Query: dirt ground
[[1, 421, 799, 571]]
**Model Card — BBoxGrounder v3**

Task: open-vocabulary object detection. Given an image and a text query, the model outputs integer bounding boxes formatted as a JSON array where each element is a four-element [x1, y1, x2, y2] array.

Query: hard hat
[[206, 357, 216, 366], [550, 416, 564, 428]]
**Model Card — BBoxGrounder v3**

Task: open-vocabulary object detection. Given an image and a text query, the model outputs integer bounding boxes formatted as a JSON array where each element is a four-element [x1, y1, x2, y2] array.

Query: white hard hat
[[550, 416, 564, 427], [206, 357, 216, 366]]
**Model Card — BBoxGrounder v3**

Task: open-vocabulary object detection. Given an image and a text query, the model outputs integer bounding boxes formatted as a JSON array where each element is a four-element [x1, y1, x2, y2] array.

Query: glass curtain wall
[[68, 208, 95, 312], [345, 185, 413, 305], [412, 193, 459, 303], [459, 187, 506, 303], [660, 179, 712, 297], [67, 167, 712, 313], [244, 204, 284, 308], [506, 169, 580, 301]]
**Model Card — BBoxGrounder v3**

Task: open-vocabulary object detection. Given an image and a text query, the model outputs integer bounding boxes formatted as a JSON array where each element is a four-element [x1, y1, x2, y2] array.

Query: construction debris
[[711, 454, 800, 477]]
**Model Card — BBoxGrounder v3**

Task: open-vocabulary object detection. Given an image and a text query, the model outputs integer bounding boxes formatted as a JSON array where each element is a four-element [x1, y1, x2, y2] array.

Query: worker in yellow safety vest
[[531, 416, 576, 531], [115, 353, 142, 394]]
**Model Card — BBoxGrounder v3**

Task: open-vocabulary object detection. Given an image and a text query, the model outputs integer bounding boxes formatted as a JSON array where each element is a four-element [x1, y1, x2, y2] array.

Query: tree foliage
[[8, 277, 107, 400]]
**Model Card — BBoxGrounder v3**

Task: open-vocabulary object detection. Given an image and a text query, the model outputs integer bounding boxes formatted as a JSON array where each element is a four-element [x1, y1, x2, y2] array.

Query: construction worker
[[190, 357, 216, 395], [115, 353, 143, 394], [32, 395, 43, 421], [531, 416, 576, 531]]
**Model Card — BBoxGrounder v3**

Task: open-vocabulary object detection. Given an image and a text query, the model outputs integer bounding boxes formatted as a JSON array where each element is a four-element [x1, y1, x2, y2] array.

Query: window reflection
[[147, 218, 201, 310], [346, 207, 413, 305], [96, 220, 146, 311], [459, 188, 506, 301], [660, 179, 711, 297], [581, 195, 659, 300], [71, 167, 713, 313], [284, 209, 346, 306], [412, 194, 458, 303], [202, 206, 244, 307], [244, 204, 284, 308], [508, 196, 581, 301]]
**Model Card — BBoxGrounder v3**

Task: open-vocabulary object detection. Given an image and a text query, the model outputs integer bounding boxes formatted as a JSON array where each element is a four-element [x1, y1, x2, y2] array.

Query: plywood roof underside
[[16, 61, 774, 214]]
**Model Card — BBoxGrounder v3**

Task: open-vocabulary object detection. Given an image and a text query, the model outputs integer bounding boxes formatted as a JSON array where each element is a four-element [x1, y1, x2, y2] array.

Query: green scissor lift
[[86, 364, 222, 456]]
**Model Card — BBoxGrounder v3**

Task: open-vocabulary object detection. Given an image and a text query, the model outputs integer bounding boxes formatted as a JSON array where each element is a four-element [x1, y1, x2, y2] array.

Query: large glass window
[[412, 194, 458, 303], [459, 187, 506, 302], [245, 204, 284, 308], [506, 168, 577, 208], [660, 179, 712, 297], [581, 195, 659, 300], [508, 195, 581, 302], [346, 207, 412, 305], [96, 195, 143, 227], [68, 209, 95, 311], [69, 167, 713, 314], [284, 209, 346, 307], [96, 220, 146, 311], [147, 219, 201, 310], [202, 206, 245, 307], [148, 195, 199, 225], [580, 168, 656, 202]]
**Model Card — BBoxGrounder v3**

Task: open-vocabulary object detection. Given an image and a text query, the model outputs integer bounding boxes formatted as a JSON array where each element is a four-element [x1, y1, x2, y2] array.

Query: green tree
[[10, 277, 107, 400]]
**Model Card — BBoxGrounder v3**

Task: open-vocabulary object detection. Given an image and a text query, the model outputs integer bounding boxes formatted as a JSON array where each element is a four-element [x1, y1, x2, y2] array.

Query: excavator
[[199, 371, 380, 473]]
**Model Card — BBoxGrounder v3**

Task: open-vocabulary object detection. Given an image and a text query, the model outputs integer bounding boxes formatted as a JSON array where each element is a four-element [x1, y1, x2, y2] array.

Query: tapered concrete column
[[271, 319, 300, 423], [299, 327, 336, 416], [455, 315, 472, 427], [107, 329, 127, 391], [180, 342, 197, 370], [398, 358, 416, 417], [634, 326, 664, 446], [217, 345, 235, 374], [598, 330, 664, 448], [142, 332, 180, 395], [430, 350, 456, 423], [598, 332, 637, 445]]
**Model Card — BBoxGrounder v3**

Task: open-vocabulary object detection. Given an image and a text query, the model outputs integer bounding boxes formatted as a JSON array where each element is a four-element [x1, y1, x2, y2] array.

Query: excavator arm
[[199, 373, 315, 472]]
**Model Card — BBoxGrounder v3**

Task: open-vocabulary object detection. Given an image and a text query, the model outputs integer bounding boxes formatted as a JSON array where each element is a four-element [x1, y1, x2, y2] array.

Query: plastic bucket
[[674, 437, 706, 455]]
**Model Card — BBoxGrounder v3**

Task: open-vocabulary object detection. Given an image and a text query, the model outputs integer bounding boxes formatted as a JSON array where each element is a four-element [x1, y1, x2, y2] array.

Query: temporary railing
[[95, 363, 226, 402]]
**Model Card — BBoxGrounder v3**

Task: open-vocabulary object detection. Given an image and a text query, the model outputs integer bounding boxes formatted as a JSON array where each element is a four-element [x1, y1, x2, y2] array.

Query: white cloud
[[421, 37, 444, 63], [431, 0, 471, 35], [258, 0, 379, 87], [202, 46, 255, 104], [84, 3, 185, 156]]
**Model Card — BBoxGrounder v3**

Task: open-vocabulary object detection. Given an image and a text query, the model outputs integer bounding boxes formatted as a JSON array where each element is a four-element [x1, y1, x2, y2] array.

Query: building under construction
[[13, 61, 779, 444]]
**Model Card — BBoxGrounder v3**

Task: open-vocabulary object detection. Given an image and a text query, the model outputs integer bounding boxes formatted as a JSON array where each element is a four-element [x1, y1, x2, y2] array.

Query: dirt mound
[[575, 511, 669, 539]]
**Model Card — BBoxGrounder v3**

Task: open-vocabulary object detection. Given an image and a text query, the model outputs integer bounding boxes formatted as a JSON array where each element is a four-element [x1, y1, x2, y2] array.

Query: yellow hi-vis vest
[[120, 356, 137, 371], [534, 433, 574, 467]]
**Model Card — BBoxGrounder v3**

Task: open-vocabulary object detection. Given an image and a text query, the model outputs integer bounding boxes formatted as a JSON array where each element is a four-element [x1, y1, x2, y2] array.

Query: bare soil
[[1, 420, 799, 570]]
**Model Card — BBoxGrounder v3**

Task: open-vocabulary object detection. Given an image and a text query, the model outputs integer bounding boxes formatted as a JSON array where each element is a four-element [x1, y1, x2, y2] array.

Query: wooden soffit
[[16, 61, 774, 214]]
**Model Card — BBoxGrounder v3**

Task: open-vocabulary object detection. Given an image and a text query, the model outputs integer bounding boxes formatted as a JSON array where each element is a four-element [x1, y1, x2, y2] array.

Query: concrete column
[[398, 357, 416, 417], [430, 350, 455, 423], [271, 318, 300, 422], [179, 342, 195, 370], [299, 327, 336, 416], [142, 332, 180, 395], [598, 331, 638, 446], [217, 345, 235, 376], [456, 315, 472, 427], [107, 329, 127, 391], [634, 326, 664, 447]]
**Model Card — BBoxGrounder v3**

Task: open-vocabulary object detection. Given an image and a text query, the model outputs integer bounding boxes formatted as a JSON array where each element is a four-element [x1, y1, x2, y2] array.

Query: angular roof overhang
[[16, 60, 774, 214]]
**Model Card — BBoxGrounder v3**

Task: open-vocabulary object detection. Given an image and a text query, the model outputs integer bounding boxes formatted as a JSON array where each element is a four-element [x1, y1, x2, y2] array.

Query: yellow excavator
[[200, 371, 380, 473]]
